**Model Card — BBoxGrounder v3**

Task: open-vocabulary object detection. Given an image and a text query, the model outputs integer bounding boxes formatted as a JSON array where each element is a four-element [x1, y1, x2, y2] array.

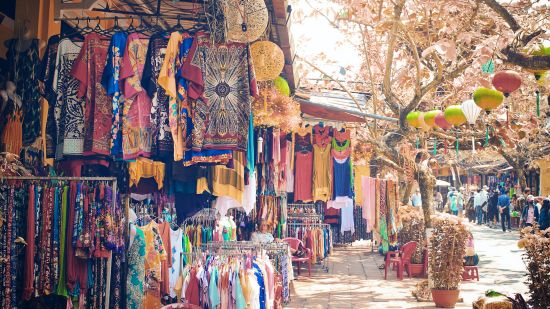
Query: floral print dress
[[141, 221, 167, 309], [127, 226, 146, 308]]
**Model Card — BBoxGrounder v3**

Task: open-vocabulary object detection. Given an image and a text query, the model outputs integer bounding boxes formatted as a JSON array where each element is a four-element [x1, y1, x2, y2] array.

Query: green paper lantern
[[406, 111, 422, 128], [273, 76, 290, 96], [444, 105, 467, 126], [473, 87, 504, 111]]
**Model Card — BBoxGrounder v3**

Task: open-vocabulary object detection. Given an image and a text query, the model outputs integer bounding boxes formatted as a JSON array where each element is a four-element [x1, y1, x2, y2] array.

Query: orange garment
[[141, 221, 168, 309], [129, 157, 165, 189], [159, 222, 173, 298], [1, 106, 22, 155]]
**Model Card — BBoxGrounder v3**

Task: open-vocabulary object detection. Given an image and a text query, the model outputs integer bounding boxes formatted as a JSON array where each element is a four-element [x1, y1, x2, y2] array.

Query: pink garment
[[294, 151, 313, 202], [361, 176, 376, 232]]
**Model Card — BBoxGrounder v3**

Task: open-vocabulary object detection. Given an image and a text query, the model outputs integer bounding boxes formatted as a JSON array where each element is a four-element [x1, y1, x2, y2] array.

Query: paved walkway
[[286, 224, 528, 308]]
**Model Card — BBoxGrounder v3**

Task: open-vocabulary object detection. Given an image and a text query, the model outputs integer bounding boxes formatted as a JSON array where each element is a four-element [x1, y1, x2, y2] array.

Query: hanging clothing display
[[331, 138, 353, 198]]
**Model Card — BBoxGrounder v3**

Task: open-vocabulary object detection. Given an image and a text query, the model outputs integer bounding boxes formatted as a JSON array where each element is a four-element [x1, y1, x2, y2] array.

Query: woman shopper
[[520, 195, 540, 228]]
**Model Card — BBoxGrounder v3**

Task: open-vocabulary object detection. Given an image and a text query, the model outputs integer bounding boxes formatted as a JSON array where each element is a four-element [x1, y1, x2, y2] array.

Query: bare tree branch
[[478, 0, 520, 32], [382, 0, 406, 103]]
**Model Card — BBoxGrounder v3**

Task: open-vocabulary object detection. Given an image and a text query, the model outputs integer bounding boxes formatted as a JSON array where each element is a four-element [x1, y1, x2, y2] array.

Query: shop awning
[[295, 90, 398, 123]]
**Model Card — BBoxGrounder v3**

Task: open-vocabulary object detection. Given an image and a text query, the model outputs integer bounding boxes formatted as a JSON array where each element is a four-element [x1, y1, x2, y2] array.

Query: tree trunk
[[418, 169, 435, 228], [402, 180, 413, 205], [516, 166, 527, 190]]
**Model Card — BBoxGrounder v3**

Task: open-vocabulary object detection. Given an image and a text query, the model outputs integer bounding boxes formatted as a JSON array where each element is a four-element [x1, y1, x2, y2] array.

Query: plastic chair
[[462, 266, 479, 281], [283, 237, 312, 277], [384, 241, 418, 280]]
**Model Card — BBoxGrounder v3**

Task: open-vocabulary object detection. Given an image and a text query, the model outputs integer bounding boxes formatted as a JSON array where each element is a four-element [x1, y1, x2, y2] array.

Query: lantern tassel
[[484, 126, 489, 147], [263, 89, 268, 113], [433, 137, 437, 155], [536, 90, 540, 117], [456, 133, 459, 158], [471, 136, 475, 153], [444, 138, 447, 154], [415, 136, 420, 149]]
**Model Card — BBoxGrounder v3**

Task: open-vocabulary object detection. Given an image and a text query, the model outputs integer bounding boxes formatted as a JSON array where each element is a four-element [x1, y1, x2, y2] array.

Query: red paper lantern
[[492, 70, 522, 97], [435, 112, 452, 130]]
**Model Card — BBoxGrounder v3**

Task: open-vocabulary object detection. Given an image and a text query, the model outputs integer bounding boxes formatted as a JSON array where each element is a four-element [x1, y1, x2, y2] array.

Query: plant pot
[[431, 289, 460, 308], [408, 263, 425, 277]]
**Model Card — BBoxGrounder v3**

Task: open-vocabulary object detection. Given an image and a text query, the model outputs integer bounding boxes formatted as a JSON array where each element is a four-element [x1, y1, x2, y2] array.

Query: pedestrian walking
[[520, 195, 539, 228], [474, 186, 488, 225], [538, 198, 550, 230], [488, 189, 500, 227], [498, 189, 512, 232]]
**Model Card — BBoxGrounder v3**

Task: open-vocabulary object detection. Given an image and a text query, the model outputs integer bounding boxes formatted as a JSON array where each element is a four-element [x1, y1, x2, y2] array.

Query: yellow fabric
[[158, 32, 184, 161], [211, 151, 245, 204], [129, 157, 165, 189], [536, 157, 550, 196], [41, 98, 53, 166], [313, 143, 332, 202], [354, 165, 370, 206], [141, 221, 168, 309]]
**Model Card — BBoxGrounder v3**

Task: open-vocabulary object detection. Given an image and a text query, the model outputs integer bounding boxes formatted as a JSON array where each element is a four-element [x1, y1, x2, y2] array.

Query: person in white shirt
[[411, 189, 422, 207], [474, 186, 489, 225]]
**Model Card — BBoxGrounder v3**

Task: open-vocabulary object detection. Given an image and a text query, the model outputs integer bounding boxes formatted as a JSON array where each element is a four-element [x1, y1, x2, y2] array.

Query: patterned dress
[[120, 33, 152, 159], [53, 38, 84, 157], [5, 38, 41, 145], [181, 33, 258, 152], [127, 227, 146, 308], [142, 32, 173, 159], [101, 32, 128, 157], [71, 33, 112, 156], [141, 221, 167, 309]]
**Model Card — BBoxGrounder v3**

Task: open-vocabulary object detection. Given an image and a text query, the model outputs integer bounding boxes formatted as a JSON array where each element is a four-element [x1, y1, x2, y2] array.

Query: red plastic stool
[[462, 266, 479, 281]]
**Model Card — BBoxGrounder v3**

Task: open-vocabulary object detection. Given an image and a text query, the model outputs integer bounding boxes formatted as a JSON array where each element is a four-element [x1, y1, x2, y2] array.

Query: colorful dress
[[141, 221, 168, 309], [71, 33, 112, 156], [101, 32, 128, 157], [5, 38, 41, 145], [181, 33, 258, 152], [127, 227, 146, 308], [0, 92, 23, 155], [120, 33, 152, 159], [142, 32, 173, 159]]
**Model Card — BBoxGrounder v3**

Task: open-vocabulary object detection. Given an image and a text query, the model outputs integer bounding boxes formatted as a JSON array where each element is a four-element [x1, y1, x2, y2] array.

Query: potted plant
[[398, 206, 426, 277], [429, 214, 468, 308], [518, 226, 550, 308]]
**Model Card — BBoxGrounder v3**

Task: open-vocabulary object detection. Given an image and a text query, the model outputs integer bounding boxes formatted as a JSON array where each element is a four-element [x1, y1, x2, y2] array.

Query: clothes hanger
[[108, 16, 125, 34], [170, 15, 185, 33]]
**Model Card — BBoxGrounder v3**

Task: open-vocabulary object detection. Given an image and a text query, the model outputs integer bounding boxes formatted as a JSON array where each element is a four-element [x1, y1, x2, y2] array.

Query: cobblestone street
[[287, 225, 528, 309]]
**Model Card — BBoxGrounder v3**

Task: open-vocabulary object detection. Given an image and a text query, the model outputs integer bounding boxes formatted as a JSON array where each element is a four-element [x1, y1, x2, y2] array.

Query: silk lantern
[[273, 76, 290, 96], [225, 0, 269, 43], [435, 112, 452, 130], [461, 99, 482, 125], [492, 70, 521, 97], [444, 105, 467, 126], [473, 87, 504, 111], [423, 110, 441, 128], [406, 111, 422, 128], [251, 41, 285, 81], [526, 43, 549, 83]]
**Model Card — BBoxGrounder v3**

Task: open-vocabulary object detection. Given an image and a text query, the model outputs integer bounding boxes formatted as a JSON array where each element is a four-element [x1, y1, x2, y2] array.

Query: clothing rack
[[204, 241, 261, 254], [0, 175, 118, 208], [0, 175, 120, 308]]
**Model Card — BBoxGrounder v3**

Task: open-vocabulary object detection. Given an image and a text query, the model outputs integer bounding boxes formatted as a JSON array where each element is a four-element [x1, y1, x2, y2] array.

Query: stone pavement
[[286, 224, 528, 309]]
